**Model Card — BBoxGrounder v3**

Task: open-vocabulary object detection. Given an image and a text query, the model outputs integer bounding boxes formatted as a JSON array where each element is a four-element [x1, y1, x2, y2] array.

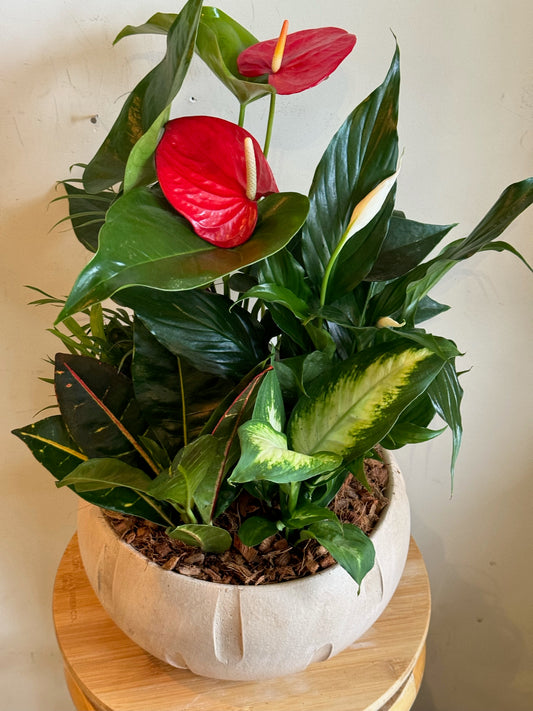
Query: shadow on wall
[[411, 518, 529, 711]]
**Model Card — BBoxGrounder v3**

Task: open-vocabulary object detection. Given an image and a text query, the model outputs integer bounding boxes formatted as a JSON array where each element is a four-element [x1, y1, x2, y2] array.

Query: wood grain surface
[[53, 536, 430, 711]]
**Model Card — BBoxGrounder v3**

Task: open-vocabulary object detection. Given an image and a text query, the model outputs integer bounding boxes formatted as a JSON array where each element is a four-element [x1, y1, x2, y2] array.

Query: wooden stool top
[[53, 535, 430, 711]]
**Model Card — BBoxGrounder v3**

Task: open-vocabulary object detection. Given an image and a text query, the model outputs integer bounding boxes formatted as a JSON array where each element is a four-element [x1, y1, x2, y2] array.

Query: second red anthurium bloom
[[237, 23, 356, 95], [155, 116, 278, 248]]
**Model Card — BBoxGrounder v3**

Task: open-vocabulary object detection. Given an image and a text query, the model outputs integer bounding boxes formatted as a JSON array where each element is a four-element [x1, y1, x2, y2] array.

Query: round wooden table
[[53, 535, 430, 711]]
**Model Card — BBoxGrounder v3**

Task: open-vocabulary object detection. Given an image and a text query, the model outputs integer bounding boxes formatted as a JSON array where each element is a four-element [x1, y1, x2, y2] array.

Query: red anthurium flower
[[155, 116, 279, 248], [237, 23, 356, 95]]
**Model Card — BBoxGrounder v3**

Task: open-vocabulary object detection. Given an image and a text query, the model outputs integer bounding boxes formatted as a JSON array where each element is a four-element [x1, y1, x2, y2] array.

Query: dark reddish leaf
[[155, 116, 278, 247], [237, 27, 356, 95]]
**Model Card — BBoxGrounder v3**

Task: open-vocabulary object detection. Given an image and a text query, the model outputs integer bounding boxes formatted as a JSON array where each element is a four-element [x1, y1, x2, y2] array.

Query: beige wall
[[1, 1, 531, 709]]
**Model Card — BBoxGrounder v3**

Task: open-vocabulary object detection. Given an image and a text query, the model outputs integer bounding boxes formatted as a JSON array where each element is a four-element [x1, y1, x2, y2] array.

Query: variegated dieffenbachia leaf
[[288, 341, 448, 461], [229, 421, 341, 485]]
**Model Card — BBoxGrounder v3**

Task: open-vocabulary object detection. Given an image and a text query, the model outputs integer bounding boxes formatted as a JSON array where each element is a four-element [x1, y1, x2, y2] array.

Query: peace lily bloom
[[237, 22, 356, 95], [155, 115, 278, 248]]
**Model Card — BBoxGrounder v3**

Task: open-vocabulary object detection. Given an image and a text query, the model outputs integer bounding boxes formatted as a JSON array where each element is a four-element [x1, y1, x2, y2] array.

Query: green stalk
[[263, 93, 277, 157], [320, 222, 352, 307], [238, 103, 246, 128], [177, 357, 188, 446]]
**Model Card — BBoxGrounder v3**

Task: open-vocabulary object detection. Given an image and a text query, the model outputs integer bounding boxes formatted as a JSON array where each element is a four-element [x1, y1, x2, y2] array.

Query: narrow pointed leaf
[[12, 415, 87, 478], [54, 353, 156, 473], [479, 241, 533, 272], [238, 283, 310, 320], [123, 105, 170, 193], [114, 12, 176, 43], [381, 422, 447, 449], [301, 44, 399, 292], [439, 178, 533, 260], [366, 215, 456, 281], [230, 420, 341, 484], [61, 182, 115, 252], [427, 361, 464, 487], [57, 187, 309, 320], [83, 0, 203, 193], [288, 341, 447, 460]]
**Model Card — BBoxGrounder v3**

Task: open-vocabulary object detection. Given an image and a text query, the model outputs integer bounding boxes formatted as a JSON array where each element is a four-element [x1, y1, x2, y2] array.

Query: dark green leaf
[[366, 215, 455, 281], [132, 320, 230, 457], [301, 44, 400, 293], [414, 296, 450, 324], [238, 516, 280, 547], [12, 415, 87, 479], [120, 288, 267, 381], [57, 188, 309, 320], [427, 360, 464, 487], [238, 283, 310, 320], [307, 520, 375, 586], [439, 178, 533, 260], [83, 0, 203, 193], [61, 182, 114, 252], [54, 353, 157, 474], [285, 504, 339, 530], [480, 241, 533, 272], [381, 422, 447, 449]]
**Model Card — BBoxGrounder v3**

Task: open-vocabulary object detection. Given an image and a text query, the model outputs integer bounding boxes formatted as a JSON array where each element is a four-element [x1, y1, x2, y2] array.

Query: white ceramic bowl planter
[[77, 450, 410, 681]]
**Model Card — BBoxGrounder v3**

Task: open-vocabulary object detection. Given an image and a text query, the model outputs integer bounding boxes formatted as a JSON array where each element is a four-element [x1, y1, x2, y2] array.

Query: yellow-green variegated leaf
[[288, 342, 446, 460], [229, 421, 341, 485]]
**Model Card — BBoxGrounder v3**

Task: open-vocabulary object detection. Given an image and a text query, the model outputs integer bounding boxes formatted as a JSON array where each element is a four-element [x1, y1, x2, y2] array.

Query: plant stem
[[238, 103, 246, 128], [177, 357, 188, 446], [138, 493, 175, 528], [263, 93, 277, 157], [319, 223, 352, 307]]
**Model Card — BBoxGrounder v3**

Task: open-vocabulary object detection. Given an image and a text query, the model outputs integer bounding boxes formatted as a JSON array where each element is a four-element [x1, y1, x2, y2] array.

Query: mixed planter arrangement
[[13, 0, 532, 681]]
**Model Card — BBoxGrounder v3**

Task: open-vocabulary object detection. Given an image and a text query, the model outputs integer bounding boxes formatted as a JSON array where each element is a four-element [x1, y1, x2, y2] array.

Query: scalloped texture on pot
[[77, 450, 410, 680]]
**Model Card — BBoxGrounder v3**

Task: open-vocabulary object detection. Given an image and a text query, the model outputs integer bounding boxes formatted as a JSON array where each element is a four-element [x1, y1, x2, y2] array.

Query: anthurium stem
[[263, 93, 277, 158], [238, 103, 246, 128]]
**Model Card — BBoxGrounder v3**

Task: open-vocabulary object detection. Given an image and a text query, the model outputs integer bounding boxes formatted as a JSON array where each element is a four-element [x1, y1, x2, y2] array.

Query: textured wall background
[[1, 1, 531, 709]]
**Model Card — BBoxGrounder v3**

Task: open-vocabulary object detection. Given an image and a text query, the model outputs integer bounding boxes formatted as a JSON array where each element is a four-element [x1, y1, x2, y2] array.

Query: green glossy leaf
[[166, 523, 232, 552], [427, 360, 464, 487], [285, 504, 339, 530], [439, 178, 533, 261], [121, 288, 267, 381], [132, 320, 230, 457], [306, 520, 375, 586], [230, 420, 341, 484], [366, 215, 455, 281], [414, 296, 450, 324], [273, 350, 334, 399], [196, 7, 273, 105], [301, 44, 400, 293], [12, 415, 170, 524], [123, 105, 170, 193], [12, 415, 87, 478], [237, 516, 279, 546], [252, 369, 285, 433], [479, 241, 533, 272], [381, 422, 447, 449], [114, 12, 176, 43], [58, 188, 309, 320], [148, 435, 224, 514], [83, 0, 203, 193], [403, 260, 457, 324], [54, 353, 157, 474], [57, 458, 152, 493], [238, 283, 310, 320], [288, 341, 447, 461], [60, 183, 114, 252], [256, 249, 313, 302]]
